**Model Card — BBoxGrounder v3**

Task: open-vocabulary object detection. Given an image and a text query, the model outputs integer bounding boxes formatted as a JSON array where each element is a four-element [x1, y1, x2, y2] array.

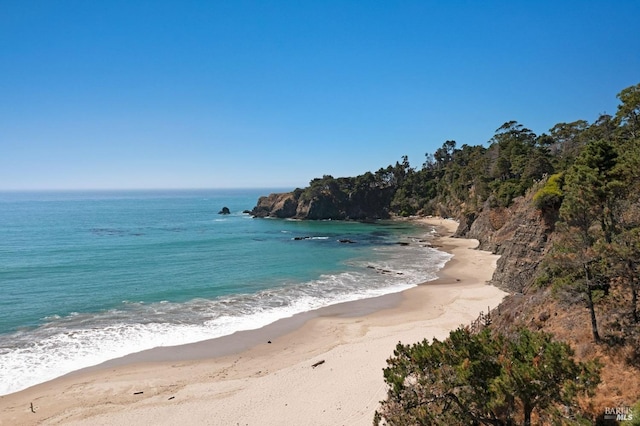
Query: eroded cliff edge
[[453, 190, 558, 293], [250, 185, 394, 220], [251, 182, 556, 294]]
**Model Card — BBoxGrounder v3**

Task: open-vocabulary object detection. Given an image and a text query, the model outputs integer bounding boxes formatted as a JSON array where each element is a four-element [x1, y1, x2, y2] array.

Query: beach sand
[[0, 218, 507, 426]]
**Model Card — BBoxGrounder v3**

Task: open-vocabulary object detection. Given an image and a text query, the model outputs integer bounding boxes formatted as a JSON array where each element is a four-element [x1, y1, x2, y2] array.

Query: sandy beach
[[0, 218, 507, 426]]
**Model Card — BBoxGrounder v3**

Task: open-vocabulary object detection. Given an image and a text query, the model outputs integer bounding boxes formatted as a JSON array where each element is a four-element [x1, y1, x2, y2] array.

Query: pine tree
[[375, 328, 599, 425]]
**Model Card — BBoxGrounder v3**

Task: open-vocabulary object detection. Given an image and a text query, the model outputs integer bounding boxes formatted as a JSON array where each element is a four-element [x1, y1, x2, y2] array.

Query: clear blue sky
[[1, 1, 639, 190]]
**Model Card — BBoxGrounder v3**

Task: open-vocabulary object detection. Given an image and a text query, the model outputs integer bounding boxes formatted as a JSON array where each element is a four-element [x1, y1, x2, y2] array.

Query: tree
[[561, 138, 622, 243], [491, 329, 599, 426], [423, 152, 436, 170], [551, 136, 633, 342], [375, 328, 599, 426], [616, 83, 640, 138], [434, 140, 457, 168], [548, 120, 589, 165], [522, 142, 554, 184], [558, 164, 605, 342], [607, 133, 640, 323], [376, 328, 504, 425], [486, 121, 540, 205], [582, 114, 617, 145], [606, 227, 640, 323]]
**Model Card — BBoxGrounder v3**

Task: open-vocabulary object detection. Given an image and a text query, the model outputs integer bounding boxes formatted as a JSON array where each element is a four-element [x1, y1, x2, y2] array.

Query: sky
[[1, 1, 639, 190]]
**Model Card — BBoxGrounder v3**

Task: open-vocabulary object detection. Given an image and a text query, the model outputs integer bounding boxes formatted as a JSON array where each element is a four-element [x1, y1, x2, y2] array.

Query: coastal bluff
[[250, 185, 394, 220], [252, 179, 556, 295]]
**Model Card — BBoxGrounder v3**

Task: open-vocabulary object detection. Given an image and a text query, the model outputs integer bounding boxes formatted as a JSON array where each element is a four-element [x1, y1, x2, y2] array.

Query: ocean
[[0, 189, 450, 395]]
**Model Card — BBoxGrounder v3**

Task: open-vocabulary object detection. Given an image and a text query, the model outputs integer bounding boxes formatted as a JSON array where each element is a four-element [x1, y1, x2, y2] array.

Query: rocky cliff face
[[251, 193, 299, 218], [251, 182, 556, 294], [455, 190, 557, 293], [250, 187, 394, 220]]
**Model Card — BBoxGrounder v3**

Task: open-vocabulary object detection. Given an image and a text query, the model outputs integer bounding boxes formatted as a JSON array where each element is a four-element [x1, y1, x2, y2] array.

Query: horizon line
[[0, 186, 302, 192]]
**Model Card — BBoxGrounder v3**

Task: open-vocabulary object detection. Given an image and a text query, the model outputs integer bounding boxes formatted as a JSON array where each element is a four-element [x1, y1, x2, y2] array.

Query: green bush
[[533, 173, 564, 210]]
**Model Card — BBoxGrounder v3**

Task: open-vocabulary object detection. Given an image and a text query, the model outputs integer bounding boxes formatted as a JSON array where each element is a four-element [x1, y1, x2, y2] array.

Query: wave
[[0, 242, 451, 396]]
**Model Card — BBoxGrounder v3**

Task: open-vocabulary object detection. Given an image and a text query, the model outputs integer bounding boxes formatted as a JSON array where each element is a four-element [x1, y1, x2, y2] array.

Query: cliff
[[247, 83, 640, 419], [251, 192, 300, 218], [454, 187, 557, 293], [251, 180, 555, 295], [251, 176, 557, 294], [250, 184, 394, 220]]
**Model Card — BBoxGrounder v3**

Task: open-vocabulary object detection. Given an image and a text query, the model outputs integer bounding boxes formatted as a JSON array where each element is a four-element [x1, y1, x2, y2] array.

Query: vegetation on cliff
[[253, 84, 638, 223], [253, 83, 640, 422]]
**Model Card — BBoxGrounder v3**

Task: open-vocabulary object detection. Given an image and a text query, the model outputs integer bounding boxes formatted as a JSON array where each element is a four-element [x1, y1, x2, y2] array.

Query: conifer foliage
[[374, 328, 599, 426], [370, 83, 640, 424]]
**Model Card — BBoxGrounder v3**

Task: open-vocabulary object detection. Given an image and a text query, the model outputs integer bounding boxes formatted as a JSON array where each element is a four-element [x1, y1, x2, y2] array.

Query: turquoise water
[[0, 189, 449, 395]]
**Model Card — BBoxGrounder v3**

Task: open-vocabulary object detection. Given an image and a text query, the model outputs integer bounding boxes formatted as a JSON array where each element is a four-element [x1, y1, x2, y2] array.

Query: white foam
[[0, 238, 452, 396]]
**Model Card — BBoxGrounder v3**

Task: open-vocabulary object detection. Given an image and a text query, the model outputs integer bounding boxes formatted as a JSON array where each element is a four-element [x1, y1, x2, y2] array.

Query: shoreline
[[0, 217, 507, 425]]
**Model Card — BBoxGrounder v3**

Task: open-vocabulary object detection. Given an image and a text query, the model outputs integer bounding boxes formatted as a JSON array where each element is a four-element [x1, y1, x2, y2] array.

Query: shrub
[[533, 173, 564, 210]]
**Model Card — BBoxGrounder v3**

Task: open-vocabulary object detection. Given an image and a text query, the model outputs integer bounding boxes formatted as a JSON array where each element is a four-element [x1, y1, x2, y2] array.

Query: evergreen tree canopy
[[375, 328, 599, 426]]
